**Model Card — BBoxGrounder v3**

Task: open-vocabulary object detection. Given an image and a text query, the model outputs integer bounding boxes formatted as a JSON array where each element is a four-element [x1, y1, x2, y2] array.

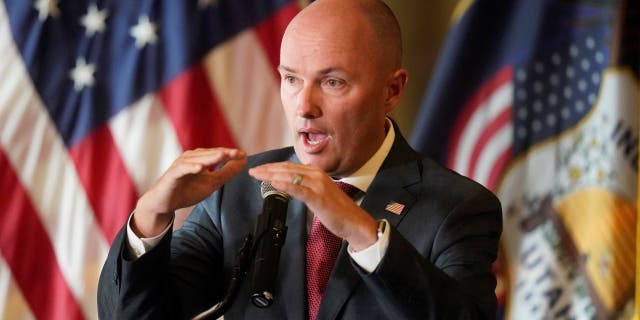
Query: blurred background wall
[[385, 1, 460, 137]]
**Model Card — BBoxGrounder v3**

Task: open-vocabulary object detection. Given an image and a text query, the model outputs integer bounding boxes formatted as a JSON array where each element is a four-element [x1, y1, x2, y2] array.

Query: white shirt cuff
[[347, 219, 390, 273], [125, 212, 174, 259]]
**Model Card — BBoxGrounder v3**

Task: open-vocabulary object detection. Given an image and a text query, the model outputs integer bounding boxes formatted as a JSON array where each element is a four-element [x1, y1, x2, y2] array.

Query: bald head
[[285, 0, 403, 71], [356, 0, 403, 69], [277, 0, 408, 176]]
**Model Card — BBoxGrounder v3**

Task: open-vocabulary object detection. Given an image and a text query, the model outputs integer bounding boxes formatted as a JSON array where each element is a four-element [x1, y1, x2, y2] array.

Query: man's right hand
[[132, 148, 247, 238]]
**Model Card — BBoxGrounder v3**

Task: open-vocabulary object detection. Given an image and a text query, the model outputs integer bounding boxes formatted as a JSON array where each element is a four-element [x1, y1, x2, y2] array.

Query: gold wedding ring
[[292, 173, 303, 185]]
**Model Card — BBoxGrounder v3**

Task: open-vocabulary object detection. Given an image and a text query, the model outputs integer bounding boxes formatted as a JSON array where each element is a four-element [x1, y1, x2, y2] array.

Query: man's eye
[[325, 78, 343, 88], [283, 75, 297, 84]]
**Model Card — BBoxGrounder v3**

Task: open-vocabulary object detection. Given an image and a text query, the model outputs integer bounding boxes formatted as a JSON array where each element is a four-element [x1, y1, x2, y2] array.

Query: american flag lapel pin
[[385, 201, 405, 215]]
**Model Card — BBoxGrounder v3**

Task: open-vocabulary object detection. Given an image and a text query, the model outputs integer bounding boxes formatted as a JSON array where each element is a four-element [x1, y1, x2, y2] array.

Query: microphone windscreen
[[260, 181, 291, 200]]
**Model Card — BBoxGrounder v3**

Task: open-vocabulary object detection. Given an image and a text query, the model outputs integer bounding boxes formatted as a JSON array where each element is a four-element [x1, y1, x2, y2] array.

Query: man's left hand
[[249, 162, 378, 251]]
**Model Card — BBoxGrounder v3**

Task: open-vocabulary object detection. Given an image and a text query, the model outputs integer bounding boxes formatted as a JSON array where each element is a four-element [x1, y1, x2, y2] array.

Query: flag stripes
[[254, 2, 299, 79], [0, 0, 299, 318], [447, 66, 513, 189], [159, 64, 237, 151], [0, 5, 108, 318], [384, 202, 405, 215], [69, 126, 139, 243], [0, 149, 85, 320], [486, 146, 514, 192], [0, 258, 32, 319], [108, 94, 183, 194], [467, 109, 511, 180], [205, 30, 289, 155], [473, 121, 513, 188]]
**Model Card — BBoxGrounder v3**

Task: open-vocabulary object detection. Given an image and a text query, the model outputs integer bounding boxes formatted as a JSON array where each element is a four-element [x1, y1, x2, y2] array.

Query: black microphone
[[250, 181, 291, 308]]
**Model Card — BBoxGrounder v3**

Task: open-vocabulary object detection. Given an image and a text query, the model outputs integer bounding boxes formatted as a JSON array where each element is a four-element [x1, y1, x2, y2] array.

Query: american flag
[[445, 12, 607, 189], [0, 0, 299, 319], [384, 201, 404, 215], [412, 0, 638, 318]]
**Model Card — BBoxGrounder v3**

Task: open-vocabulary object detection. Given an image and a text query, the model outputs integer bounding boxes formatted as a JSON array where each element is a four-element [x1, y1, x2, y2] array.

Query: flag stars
[[546, 114, 556, 126], [549, 73, 559, 86], [563, 87, 573, 99], [517, 88, 527, 101], [33, 0, 60, 21], [569, 45, 579, 57], [533, 81, 543, 94], [533, 100, 543, 113], [517, 127, 527, 139], [578, 80, 587, 92], [130, 15, 158, 48], [81, 5, 108, 36], [69, 58, 96, 91], [532, 120, 542, 132], [517, 108, 528, 120], [534, 62, 544, 74], [566, 66, 575, 79], [513, 35, 605, 148]]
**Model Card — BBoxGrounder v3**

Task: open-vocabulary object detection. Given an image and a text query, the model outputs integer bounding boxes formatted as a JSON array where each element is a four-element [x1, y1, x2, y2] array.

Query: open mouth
[[298, 128, 330, 152], [305, 132, 327, 145]]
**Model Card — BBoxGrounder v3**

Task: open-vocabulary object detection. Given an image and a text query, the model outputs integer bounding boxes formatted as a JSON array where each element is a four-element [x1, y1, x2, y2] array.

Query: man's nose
[[296, 85, 321, 119]]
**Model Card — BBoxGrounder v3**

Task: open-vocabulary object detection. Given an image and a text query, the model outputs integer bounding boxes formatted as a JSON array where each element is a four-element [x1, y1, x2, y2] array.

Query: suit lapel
[[277, 197, 308, 319], [317, 127, 423, 319]]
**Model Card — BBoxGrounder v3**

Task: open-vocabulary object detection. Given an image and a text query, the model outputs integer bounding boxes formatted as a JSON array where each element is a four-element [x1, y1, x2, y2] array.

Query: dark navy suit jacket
[[97, 129, 502, 319]]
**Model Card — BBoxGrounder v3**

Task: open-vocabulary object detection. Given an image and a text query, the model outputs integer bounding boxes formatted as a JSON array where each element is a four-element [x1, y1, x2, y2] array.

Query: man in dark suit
[[98, 0, 502, 319]]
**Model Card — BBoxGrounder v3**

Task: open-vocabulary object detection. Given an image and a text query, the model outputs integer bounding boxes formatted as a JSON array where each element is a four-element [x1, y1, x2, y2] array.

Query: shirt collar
[[338, 118, 395, 193]]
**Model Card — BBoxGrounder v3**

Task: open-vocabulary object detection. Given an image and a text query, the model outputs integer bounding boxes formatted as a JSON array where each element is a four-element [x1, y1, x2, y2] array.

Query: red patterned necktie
[[305, 181, 360, 320]]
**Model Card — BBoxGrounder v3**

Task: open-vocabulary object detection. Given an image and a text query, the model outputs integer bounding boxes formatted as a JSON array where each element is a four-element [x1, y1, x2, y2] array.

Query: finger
[[164, 150, 246, 184], [167, 161, 208, 178], [248, 162, 316, 183], [183, 147, 244, 158], [182, 148, 246, 165], [249, 169, 306, 191], [250, 161, 309, 173], [249, 162, 338, 194], [268, 176, 314, 193], [249, 163, 332, 196], [211, 156, 247, 183], [180, 149, 246, 172]]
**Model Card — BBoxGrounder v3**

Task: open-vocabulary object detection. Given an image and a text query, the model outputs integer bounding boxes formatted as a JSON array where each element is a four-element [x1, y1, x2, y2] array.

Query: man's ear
[[384, 69, 408, 113]]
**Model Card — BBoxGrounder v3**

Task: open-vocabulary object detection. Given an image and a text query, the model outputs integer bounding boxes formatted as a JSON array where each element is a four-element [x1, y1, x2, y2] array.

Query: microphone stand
[[192, 234, 254, 320], [193, 182, 289, 319]]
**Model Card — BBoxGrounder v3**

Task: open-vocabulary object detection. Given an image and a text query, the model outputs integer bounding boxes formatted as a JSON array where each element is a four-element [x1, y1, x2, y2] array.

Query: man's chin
[[294, 150, 337, 173]]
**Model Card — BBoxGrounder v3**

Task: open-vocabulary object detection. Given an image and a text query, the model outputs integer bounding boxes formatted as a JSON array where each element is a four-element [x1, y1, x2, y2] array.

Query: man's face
[[278, 17, 393, 177]]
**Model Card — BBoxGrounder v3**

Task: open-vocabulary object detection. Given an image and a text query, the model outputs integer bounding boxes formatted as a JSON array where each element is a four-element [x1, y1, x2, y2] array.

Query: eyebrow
[[278, 65, 343, 75], [278, 65, 295, 73]]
